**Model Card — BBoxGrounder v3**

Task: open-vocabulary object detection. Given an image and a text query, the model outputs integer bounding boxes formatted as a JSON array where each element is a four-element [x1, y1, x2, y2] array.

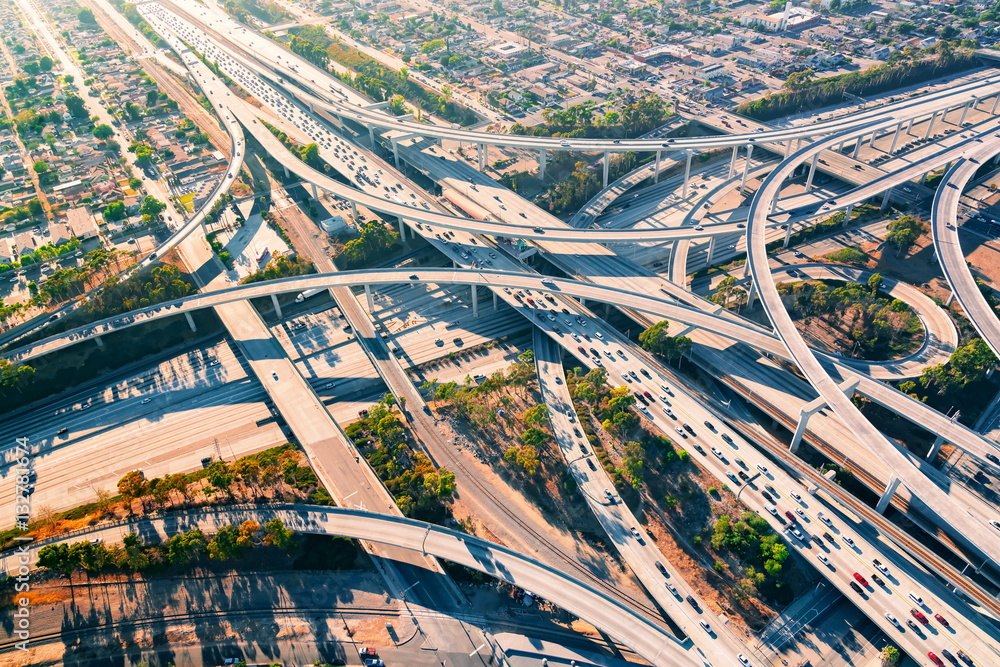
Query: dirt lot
[[961, 231, 1000, 289]]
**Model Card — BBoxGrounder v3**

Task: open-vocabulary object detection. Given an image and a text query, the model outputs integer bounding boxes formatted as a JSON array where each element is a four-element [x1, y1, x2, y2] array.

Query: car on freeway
[[363, 660, 385, 667], [816, 553, 830, 566], [789, 492, 802, 502], [842, 535, 856, 548], [927, 653, 944, 667], [630, 527, 646, 544], [818, 512, 833, 527], [655, 561, 668, 576], [665, 582, 680, 597], [712, 447, 725, 460], [699, 619, 713, 634], [359, 648, 378, 657], [587, 459, 597, 471], [674, 427, 687, 438], [908, 591, 925, 606], [884, 612, 898, 626], [911, 608, 928, 624], [849, 581, 864, 594], [756, 464, 769, 475], [872, 559, 889, 574], [906, 619, 921, 632], [852, 573, 868, 586], [871, 574, 884, 587], [933, 613, 949, 628], [737, 655, 751, 667]]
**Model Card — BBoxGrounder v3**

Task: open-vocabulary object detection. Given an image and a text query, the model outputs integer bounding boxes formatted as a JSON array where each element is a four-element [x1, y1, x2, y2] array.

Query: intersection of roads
[[4, 1, 1000, 666]]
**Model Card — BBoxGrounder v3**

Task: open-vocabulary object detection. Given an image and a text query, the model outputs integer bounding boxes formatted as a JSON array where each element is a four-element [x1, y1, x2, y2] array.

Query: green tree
[[638, 320, 692, 360], [620, 440, 646, 488], [93, 124, 115, 140], [64, 94, 88, 118], [117, 470, 148, 502], [207, 524, 243, 560], [522, 404, 549, 426], [167, 529, 207, 565], [77, 7, 96, 23], [32, 160, 48, 174], [263, 518, 296, 548], [880, 645, 901, 666], [867, 272, 882, 295], [103, 201, 126, 222], [421, 38, 446, 54], [139, 195, 166, 221]]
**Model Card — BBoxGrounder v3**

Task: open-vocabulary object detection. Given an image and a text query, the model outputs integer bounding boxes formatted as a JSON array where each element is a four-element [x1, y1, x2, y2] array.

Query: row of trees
[[116, 445, 332, 513], [738, 42, 977, 120], [35, 519, 295, 578], [429, 351, 537, 430], [510, 95, 670, 139], [242, 254, 315, 285], [284, 25, 478, 126], [910, 338, 998, 397], [544, 152, 646, 214], [777, 276, 922, 360], [346, 396, 455, 521]]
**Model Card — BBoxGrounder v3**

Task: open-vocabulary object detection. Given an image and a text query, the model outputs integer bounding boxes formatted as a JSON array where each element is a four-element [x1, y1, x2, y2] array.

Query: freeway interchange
[[5, 1, 1000, 666]]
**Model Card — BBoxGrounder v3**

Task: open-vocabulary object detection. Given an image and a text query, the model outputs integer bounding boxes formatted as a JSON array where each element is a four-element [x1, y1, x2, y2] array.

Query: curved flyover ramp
[[745, 121, 1000, 569], [13, 505, 693, 667], [932, 139, 1000, 361]]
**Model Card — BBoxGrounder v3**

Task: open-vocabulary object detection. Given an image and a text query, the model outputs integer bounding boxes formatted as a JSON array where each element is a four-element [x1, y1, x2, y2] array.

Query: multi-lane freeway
[[7, 1, 1000, 665]]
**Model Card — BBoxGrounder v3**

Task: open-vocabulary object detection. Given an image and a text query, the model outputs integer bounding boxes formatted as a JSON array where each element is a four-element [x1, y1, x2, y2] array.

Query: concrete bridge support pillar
[[880, 188, 893, 210], [852, 137, 863, 160], [493, 291, 498, 311], [805, 153, 819, 191], [745, 280, 757, 311], [603, 151, 611, 189], [398, 217, 406, 242], [368, 124, 375, 149], [707, 235, 717, 265], [783, 220, 795, 247], [959, 99, 976, 126], [927, 434, 945, 461], [739, 145, 755, 192], [868, 130, 878, 148], [283, 164, 290, 179], [924, 111, 938, 140], [185, 312, 197, 332], [727, 146, 739, 179], [843, 203, 853, 227], [654, 150, 662, 183], [905, 118, 914, 135], [875, 475, 901, 514], [364, 284, 374, 312], [682, 149, 693, 199], [350, 201, 359, 220], [539, 148, 547, 181], [945, 290, 955, 307], [391, 137, 400, 170], [992, 95, 1000, 115], [889, 121, 904, 153], [478, 143, 486, 172], [471, 285, 479, 317], [94, 335, 104, 347], [271, 294, 282, 319], [310, 182, 319, 200], [790, 405, 817, 455]]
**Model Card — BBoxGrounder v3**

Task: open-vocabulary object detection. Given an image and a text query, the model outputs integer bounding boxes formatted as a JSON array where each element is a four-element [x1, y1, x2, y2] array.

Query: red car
[[933, 613, 949, 628], [911, 608, 928, 624], [852, 572, 868, 586], [927, 652, 944, 667]]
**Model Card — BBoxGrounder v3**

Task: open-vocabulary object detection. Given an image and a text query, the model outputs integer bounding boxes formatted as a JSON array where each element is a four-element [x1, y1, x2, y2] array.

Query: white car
[[884, 612, 898, 625], [738, 655, 751, 666], [790, 492, 802, 502], [816, 553, 829, 566]]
